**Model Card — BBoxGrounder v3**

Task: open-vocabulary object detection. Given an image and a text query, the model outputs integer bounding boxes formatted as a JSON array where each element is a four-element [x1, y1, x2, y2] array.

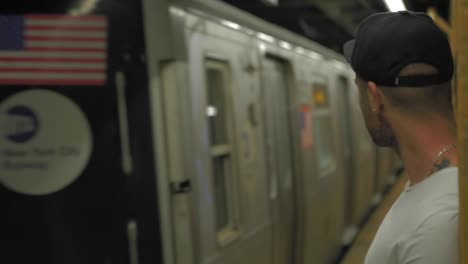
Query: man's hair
[[378, 63, 453, 118]]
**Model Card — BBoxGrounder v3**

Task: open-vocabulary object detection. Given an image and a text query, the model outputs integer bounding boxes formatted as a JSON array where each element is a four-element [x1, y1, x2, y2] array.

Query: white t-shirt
[[364, 167, 459, 264]]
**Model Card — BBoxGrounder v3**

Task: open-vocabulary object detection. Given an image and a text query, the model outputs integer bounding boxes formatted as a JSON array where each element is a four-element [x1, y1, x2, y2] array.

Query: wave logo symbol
[[4, 105, 39, 143]]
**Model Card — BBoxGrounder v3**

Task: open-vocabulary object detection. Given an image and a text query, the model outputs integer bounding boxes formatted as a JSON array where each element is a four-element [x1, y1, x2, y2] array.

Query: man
[[343, 11, 459, 264]]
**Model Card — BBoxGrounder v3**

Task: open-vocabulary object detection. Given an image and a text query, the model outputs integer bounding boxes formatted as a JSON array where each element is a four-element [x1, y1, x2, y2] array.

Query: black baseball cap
[[343, 11, 453, 87]]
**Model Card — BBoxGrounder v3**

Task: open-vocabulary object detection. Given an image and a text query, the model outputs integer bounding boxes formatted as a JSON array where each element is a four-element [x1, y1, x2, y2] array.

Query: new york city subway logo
[[4, 105, 39, 143]]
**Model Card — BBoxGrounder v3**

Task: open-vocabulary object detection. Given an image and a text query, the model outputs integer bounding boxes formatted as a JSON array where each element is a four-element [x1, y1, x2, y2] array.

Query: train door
[[159, 60, 195, 264], [348, 80, 377, 226], [185, 27, 271, 264], [311, 80, 344, 263], [262, 56, 296, 264], [1, 1, 163, 264], [336, 76, 357, 242]]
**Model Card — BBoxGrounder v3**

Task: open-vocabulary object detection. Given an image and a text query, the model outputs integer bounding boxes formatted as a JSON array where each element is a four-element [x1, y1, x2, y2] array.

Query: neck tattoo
[[427, 143, 456, 176]]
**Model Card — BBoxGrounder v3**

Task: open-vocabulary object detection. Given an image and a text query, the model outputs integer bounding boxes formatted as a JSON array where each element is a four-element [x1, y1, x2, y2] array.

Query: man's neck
[[392, 115, 457, 186]]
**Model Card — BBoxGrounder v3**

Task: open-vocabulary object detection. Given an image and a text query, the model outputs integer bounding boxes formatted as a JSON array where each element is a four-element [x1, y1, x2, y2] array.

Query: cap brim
[[343, 39, 355, 63]]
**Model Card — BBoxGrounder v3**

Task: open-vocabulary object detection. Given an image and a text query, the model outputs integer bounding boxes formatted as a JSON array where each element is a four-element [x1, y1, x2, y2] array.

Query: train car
[[0, 0, 402, 263], [149, 1, 402, 264]]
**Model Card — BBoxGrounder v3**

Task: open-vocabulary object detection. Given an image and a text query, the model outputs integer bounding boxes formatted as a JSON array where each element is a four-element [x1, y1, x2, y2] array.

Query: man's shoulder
[[364, 168, 459, 264], [418, 167, 459, 210], [393, 168, 459, 263], [405, 167, 459, 229], [395, 207, 458, 264]]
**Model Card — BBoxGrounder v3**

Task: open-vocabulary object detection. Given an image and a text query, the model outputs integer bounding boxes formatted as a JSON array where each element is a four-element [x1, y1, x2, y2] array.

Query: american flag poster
[[0, 14, 107, 86], [300, 104, 313, 149]]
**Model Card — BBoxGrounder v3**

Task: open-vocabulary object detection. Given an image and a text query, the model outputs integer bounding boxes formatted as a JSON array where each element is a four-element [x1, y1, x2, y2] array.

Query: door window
[[205, 59, 240, 244], [312, 83, 336, 176]]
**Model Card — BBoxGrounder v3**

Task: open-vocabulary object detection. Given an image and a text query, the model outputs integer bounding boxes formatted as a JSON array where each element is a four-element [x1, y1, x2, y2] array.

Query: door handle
[[171, 180, 192, 194]]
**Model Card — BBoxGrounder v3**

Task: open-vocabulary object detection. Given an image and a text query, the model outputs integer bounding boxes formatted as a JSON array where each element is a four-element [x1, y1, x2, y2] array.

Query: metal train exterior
[[148, 1, 401, 264], [1, 0, 400, 264]]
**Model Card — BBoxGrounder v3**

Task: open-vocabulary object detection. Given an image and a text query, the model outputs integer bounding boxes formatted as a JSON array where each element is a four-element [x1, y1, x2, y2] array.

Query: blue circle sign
[[5, 105, 39, 143], [0, 90, 93, 195]]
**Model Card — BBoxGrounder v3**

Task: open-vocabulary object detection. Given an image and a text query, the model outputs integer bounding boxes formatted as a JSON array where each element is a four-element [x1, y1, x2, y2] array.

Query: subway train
[[0, 0, 401, 264]]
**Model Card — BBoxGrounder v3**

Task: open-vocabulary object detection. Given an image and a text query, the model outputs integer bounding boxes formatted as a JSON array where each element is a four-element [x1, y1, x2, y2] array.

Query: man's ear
[[367, 81, 383, 113]]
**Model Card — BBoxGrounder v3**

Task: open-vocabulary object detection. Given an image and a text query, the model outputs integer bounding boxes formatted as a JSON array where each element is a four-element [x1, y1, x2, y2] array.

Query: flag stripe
[[26, 35, 106, 42], [26, 19, 106, 27], [0, 61, 105, 69], [26, 47, 105, 53], [0, 51, 105, 58], [26, 40, 106, 48], [0, 79, 105, 85], [27, 25, 106, 31], [26, 14, 106, 21], [26, 30, 107, 38], [0, 67, 105, 73], [0, 72, 105, 79], [0, 57, 105, 63]]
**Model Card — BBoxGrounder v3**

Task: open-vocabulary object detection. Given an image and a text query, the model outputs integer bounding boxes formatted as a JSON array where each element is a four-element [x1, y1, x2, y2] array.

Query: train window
[[212, 155, 230, 230], [314, 114, 334, 171], [312, 83, 336, 176], [206, 67, 228, 145], [205, 59, 239, 244]]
